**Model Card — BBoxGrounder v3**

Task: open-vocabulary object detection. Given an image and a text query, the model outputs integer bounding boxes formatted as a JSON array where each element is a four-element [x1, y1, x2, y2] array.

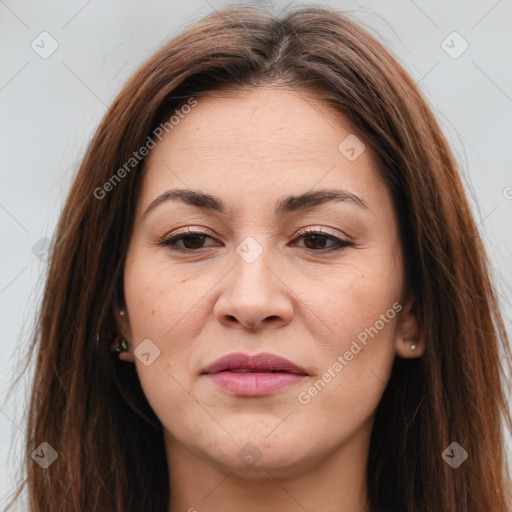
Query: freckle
[[181, 278, 188, 283], [151, 310, 155, 315]]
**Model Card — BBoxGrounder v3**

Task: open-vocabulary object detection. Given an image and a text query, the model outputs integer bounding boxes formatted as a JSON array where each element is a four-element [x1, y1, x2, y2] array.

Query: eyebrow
[[143, 188, 367, 218]]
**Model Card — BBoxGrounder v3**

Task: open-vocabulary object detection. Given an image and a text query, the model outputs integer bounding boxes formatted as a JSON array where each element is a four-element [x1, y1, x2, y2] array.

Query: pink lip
[[202, 352, 308, 396]]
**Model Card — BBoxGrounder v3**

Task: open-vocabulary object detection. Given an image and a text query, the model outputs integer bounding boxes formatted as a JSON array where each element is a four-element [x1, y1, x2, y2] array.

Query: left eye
[[159, 230, 351, 252], [293, 231, 351, 251]]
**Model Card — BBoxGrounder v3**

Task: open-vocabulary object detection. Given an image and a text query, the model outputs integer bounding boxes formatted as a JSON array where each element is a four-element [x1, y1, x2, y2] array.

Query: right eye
[[159, 231, 219, 252]]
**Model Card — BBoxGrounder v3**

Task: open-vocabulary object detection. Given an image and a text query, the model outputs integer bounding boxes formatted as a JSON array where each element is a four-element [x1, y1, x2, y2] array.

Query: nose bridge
[[213, 234, 294, 329], [231, 234, 273, 295]]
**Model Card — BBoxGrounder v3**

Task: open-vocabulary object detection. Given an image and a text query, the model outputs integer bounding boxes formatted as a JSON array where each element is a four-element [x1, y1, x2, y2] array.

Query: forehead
[[151, 86, 361, 160], [138, 86, 387, 216]]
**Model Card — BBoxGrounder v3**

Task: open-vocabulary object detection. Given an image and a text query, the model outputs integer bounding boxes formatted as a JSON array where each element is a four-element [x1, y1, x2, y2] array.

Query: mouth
[[201, 352, 309, 376], [224, 369, 292, 373], [201, 352, 309, 396]]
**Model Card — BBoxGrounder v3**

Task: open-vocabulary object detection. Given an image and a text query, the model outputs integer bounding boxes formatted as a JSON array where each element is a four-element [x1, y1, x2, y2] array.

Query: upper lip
[[202, 352, 308, 375]]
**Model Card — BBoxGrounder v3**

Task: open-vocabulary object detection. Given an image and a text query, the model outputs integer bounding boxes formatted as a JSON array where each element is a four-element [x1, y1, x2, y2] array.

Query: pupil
[[184, 235, 204, 249], [306, 235, 326, 249]]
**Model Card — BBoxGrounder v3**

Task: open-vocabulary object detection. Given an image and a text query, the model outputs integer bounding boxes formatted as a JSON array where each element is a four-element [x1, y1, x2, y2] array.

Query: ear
[[394, 294, 425, 359], [111, 301, 135, 363]]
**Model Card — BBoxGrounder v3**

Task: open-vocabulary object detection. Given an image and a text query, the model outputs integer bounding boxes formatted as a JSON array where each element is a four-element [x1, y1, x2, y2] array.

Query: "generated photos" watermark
[[298, 301, 403, 405]]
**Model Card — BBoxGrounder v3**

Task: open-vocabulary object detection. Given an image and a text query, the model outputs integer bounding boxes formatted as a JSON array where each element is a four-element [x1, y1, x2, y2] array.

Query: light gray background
[[1, 0, 511, 509]]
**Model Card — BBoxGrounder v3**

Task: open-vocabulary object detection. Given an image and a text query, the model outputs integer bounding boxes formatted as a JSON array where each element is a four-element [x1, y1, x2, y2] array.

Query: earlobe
[[395, 334, 425, 358], [111, 330, 135, 363], [404, 336, 417, 351], [111, 334, 133, 362], [112, 305, 135, 362], [394, 295, 425, 358]]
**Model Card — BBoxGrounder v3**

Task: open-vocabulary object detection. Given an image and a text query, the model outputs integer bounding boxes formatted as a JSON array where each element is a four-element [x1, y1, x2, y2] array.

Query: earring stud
[[113, 336, 129, 355], [404, 336, 417, 351]]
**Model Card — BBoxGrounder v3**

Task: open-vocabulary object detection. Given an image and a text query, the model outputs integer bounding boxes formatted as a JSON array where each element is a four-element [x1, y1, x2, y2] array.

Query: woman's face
[[118, 86, 422, 478]]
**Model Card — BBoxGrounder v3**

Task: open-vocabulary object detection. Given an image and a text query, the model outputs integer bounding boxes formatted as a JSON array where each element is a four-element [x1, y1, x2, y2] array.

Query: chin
[[204, 435, 314, 479]]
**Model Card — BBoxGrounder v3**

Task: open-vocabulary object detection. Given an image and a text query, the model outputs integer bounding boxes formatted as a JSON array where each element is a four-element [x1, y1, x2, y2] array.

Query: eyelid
[[294, 225, 350, 240], [163, 225, 348, 242], [164, 225, 216, 238]]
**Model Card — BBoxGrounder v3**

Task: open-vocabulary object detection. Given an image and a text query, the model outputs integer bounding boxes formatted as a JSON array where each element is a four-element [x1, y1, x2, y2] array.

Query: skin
[[114, 85, 424, 512]]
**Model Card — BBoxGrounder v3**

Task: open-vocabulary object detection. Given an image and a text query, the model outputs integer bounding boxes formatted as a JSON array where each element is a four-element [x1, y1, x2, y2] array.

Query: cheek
[[122, 246, 217, 398], [295, 250, 402, 409], [122, 253, 205, 435], [123, 247, 207, 343], [293, 295, 399, 451], [308, 245, 402, 340]]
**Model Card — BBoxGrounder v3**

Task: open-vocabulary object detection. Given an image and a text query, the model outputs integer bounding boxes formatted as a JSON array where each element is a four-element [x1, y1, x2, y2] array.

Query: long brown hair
[[5, 5, 511, 511]]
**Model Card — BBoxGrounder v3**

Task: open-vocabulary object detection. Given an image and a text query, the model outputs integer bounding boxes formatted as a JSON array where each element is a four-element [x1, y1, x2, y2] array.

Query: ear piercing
[[404, 336, 417, 351], [113, 336, 129, 355], [113, 309, 129, 355]]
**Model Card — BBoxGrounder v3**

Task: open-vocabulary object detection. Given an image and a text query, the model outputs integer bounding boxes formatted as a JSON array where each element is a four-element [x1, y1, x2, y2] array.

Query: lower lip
[[205, 371, 306, 396]]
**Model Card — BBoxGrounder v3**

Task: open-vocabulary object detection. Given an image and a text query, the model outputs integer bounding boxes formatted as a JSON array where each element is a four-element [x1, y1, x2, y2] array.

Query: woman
[[6, 5, 511, 512]]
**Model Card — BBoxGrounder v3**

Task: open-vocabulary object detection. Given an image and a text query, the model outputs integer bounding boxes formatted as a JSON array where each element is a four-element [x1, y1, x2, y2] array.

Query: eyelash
[[158, 227, 353, 253]]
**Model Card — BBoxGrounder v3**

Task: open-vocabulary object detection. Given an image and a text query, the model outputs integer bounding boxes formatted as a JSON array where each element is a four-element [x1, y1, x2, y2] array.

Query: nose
[[213, 248, 294, 330]]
